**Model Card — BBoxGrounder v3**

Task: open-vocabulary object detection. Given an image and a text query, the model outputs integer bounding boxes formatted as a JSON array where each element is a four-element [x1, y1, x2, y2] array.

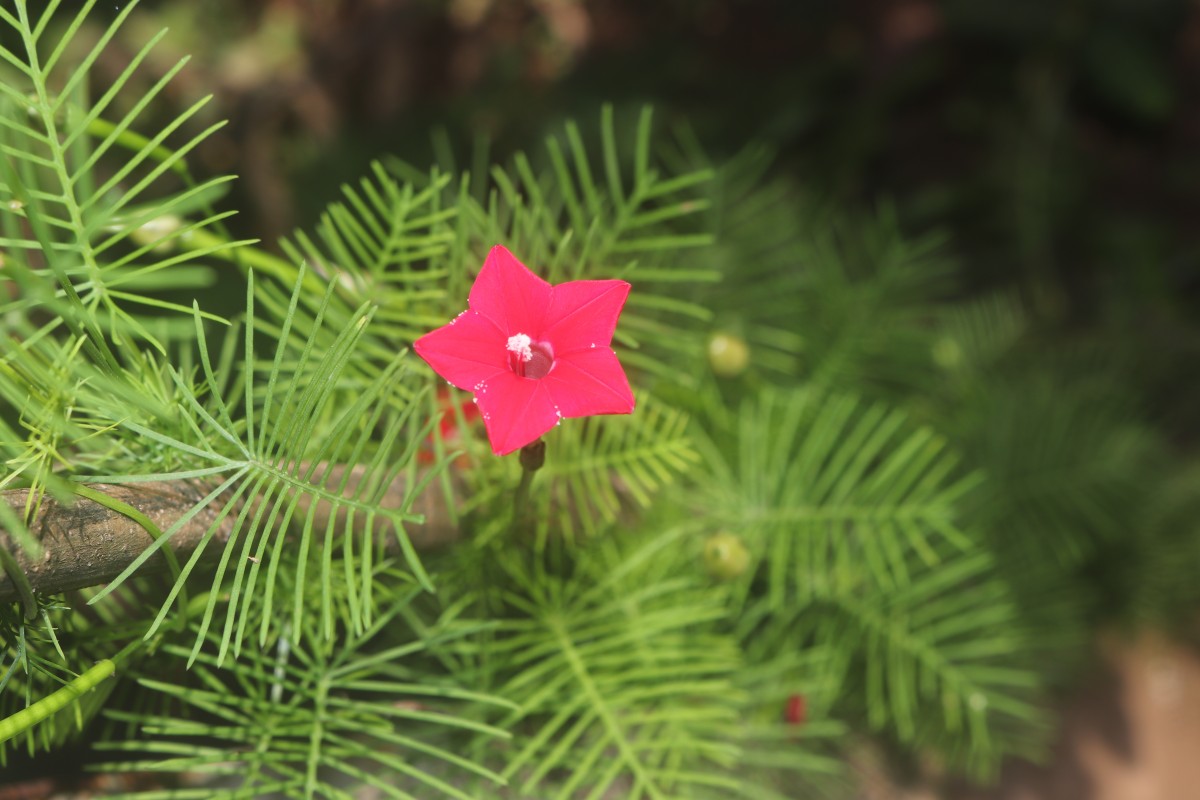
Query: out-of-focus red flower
[[785, 693, 806, 726], [414, 245, 634, 456], [418, 387, 483, 465]]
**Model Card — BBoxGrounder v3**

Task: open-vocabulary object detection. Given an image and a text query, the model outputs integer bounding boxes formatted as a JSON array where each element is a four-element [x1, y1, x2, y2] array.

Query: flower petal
[[413, 310, 508, 391], [543, 348, 635, 418], [542, 279, 631, 355], [468, 245, 553, 336], [476, 374, 561, 456]]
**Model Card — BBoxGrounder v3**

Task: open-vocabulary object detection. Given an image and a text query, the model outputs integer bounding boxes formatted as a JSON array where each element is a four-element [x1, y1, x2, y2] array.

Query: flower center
[[506, 333, 554, 379]]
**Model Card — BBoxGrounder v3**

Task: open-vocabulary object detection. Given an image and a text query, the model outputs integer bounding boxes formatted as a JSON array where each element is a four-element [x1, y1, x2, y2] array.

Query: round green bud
[[708, 332, 750, 377], [931, 336, 963, 370], [703, 532, 750, 580]]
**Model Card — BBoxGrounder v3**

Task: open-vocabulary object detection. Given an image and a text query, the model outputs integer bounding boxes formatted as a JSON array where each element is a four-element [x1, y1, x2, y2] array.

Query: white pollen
[[506, 332, 533, 362]]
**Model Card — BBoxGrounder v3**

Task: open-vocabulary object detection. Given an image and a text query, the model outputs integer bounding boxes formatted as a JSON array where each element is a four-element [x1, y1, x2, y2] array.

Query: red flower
[[417, 388, 483, 465], [785, 694, 806, 726], [414, 245, 635, 456]]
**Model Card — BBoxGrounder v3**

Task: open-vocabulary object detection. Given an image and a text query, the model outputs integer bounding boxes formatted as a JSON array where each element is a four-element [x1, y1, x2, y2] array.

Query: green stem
[[0, 659, 116, 745], [510, 439, 546, 534], [185, 227, 317, 287]]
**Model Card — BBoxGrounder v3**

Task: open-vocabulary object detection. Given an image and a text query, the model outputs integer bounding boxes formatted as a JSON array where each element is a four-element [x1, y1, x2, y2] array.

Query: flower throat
[[506, 333, 554, 379]]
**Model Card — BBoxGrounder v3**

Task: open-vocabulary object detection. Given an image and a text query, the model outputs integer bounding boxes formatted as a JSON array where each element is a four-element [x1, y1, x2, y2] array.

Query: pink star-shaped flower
[[414, 245, 635, 456]]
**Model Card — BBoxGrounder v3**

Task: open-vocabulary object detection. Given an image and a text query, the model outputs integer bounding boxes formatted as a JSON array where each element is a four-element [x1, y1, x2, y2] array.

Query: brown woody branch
[[0, 465, 459, 601]]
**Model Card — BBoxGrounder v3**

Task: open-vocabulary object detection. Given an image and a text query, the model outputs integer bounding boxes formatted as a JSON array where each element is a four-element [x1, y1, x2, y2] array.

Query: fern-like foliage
[[82, 269, 436, 665], [805, 551, 1048, 775], [0, 583, 154, 762], [928, 291, 1029, 376], [0, 0, 247, 524], [0, 0, 258, 754], [96, 573, 515, 800], [258, 164, 457, 384], [659, 139, 809, 377], [288, 104, 720, 386], [669, 136, 955, 390], [523, 393, 698, 541], [691, 388, 1044, 775], [0, 0, 245, 345], [696, 389, 978, 605], [960, 372, 1160, 568], [457, 529, 745, 800], [714, 645, 848, 800], [789, 207, 954, 394]]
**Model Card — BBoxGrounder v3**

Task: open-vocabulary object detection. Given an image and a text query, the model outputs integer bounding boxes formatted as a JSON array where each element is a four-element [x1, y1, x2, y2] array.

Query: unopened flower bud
[[519, 439, 546, 472], [707, 332, 749, 377], [129, 214, 183, 252], [932, 336, 963, 370], [703, 532, 749, 580]]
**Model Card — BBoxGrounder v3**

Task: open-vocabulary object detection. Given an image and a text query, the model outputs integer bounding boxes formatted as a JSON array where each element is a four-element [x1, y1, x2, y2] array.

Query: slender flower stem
[[511, 439, 546, 534]]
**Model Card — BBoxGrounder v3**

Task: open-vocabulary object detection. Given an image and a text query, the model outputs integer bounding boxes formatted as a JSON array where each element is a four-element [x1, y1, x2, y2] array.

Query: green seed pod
[[703, 532, 750, 580], [707, 332, 750, 377]]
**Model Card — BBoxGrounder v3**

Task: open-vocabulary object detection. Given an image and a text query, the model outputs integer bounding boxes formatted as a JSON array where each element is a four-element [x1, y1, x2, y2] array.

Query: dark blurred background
[[82, 3, 1196, 261]]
